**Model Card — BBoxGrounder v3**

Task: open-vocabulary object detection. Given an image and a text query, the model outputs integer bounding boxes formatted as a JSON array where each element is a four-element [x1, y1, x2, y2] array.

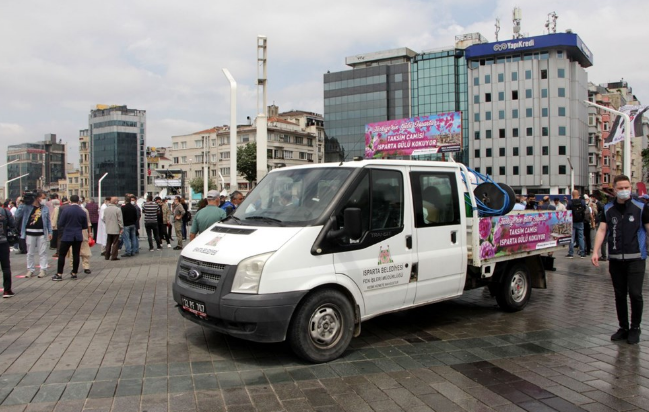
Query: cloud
[[0, 0, 647, 184]]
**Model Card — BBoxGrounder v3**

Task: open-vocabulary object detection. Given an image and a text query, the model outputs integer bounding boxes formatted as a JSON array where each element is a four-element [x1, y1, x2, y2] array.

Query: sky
[[1, 0, 648, 183]]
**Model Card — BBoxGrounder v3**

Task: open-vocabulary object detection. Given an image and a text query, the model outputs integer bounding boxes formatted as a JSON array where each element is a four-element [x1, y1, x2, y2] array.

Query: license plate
[[181, 296, 207, 318]]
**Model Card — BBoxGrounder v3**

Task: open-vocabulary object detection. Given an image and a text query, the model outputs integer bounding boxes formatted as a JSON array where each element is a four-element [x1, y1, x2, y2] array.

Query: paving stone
[[68, 370, 96, 384], [114, 379, 142, 397], [2, 386, 39, 406], [16, 372, 50, 387], [167, 374, 193, 393], [141, 377, 167, 395], [144, 364, 167, 378], [31, 384, 66, 404], [118, 366, 143, 381], [59, 383, 91, 401], [168, 362, 191, 376], [86, 381, 116, 399], [192, 374, 218, 391]]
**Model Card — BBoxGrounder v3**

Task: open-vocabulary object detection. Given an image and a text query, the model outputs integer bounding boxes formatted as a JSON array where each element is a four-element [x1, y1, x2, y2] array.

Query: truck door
[[333, 167, 414, 316], [409, 168, 466, 304]]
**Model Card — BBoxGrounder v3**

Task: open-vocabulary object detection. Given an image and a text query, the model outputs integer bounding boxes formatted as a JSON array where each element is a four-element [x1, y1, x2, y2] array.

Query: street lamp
[[584, 100, 632, 177], [566, 156, 574, 193], [222, 68, 238, 194]]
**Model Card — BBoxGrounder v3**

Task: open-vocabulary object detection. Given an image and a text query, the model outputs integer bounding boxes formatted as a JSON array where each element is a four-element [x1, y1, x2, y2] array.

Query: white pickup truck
[[172, 159, 571, 363]]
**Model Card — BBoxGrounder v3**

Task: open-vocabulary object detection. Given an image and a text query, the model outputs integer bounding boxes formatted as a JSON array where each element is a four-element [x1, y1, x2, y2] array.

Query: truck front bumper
[[174, 282, 307, 343]]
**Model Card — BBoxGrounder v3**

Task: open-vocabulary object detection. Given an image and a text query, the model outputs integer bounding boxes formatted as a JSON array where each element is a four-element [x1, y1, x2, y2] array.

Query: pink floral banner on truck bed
[[365, 112, 462, 158], [478, 211, 573, 260]]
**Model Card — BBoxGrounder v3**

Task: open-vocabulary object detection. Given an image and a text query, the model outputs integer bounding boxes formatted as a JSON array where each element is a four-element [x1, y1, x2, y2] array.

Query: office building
[[89, 105, 146, 199], [6, 134, 66, 200], [323, 48, 415, 161], [466, 33, 593, 194], [79, 129, 91, 199]]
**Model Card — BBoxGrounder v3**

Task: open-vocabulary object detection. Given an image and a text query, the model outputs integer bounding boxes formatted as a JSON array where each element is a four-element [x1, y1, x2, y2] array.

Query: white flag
[[604, 105, 649, 146]]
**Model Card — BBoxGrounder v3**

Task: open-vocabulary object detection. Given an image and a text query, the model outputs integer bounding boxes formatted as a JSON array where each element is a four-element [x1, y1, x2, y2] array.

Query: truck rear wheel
[[288, 289, 354, 363], [495, 263, 531, 312]]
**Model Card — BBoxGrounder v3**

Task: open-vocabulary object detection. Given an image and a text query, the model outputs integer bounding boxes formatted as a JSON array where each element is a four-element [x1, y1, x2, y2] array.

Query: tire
[[288, 289, 354, 363], [495, 263, 531, 312]]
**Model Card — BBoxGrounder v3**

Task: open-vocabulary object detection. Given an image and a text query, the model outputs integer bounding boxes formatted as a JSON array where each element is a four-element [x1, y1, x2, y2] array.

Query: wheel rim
[[509, 271, 527, 303], [308, 304, 343, 348]]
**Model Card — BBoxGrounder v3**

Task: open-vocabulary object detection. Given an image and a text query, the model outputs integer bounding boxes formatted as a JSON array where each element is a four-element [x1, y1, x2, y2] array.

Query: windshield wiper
[[245, 216, 283, 223], [223, 215, 241, 224]]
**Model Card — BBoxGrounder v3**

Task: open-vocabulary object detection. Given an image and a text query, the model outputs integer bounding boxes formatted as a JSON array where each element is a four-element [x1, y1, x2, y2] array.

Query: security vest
[[604, 199, 647, 261]]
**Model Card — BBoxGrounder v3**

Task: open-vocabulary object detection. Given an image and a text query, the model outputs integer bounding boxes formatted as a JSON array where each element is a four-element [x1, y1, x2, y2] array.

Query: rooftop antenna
[[495, 18, 500, 41], [512, 7, 522, 39], [545, 11, 558, 34]]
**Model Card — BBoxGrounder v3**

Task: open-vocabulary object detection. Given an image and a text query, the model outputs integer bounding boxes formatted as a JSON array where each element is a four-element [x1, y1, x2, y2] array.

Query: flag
[[604, 105, 649, 146]]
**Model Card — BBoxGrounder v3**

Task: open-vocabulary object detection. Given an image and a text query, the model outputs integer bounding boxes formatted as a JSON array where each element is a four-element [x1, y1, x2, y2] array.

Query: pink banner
[[478, 211, 572, 260], [365, 112, 462, 158]]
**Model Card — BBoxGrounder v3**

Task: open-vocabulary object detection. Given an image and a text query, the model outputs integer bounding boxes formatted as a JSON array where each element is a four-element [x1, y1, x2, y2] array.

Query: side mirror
[[343, 208, 363, 240], [327, 207, 363, 241]]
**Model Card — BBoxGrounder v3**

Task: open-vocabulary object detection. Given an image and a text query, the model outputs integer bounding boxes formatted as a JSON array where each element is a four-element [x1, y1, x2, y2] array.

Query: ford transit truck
[[172, 159, 571, 363]]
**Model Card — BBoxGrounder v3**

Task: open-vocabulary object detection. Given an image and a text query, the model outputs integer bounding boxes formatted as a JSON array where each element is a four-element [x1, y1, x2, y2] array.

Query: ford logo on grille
[[188, 269, 202, 281]]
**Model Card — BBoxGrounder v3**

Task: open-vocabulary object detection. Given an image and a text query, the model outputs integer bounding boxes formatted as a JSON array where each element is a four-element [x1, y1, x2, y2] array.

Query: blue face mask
[[616, 190, 631, 200]]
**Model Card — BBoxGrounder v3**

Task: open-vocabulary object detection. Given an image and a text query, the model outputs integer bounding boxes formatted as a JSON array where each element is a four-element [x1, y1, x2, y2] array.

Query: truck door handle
[[451, 231, 457, 244], [405, 235, 412, 249]]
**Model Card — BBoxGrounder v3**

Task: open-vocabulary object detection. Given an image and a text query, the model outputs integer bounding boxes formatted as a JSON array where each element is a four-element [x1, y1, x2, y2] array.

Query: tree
[[189, 177, 217, 195], [237, 142, 257, 186]]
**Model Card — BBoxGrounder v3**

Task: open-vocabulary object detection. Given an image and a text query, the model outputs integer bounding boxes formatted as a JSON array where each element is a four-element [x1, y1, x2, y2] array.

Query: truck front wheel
[[288, 289, 354, 363], [495, 264, 531, 312]]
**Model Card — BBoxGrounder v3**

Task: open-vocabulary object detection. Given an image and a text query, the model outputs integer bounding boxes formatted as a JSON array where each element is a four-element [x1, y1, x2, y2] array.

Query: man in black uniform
[[592, 175, 649, 344]]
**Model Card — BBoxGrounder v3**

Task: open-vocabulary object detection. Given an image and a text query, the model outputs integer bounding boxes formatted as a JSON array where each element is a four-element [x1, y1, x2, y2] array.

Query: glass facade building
[[323, 48, 415, 162], [411, 49, 469, 163], [90, 105, 146, 198]]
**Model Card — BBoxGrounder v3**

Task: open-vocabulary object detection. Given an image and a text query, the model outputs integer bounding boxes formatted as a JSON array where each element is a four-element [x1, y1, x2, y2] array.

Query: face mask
[[40, 199, 46, 206], [131, 201, 135, 205], [616, 190, 631, 200]]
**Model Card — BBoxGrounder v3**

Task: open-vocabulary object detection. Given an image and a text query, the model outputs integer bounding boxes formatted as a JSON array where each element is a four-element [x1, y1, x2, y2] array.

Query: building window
[[542, 108, 548, 117], [512, 90, 518, 100], [542, 165, 549, 175], [525, 70, 532, 79], [486, 148, 492, 157], [172, 142, 178, 150], [558, 87, 565, 97], [541, 69, 548, 79], [512, 109, 518, 118], [474, 131, 480, 140], [513, 166, 519, 175], [474, 167, 481, 174], [526, 108, 533, 117], [527, 165, 533, 175], [541, 88, 548, 98], [498, 73, 504, 82], [181, 156, 187, 163], [474, 95, 480, 104], [485, 111, 491, 120], [499, 166, 506, 175], [558, 68, 565, 78], [542, 146, 549, 155], [486, 166, 493, 175], [485, 93, 491, 102], [474, 113, 480, 122], [588, 114, 596, 126], [181, 142, 187, 149], [498, 91, 505, 101], [499, 129, 506, 138], [511, 71, 518, 81], [474, 149, 480, 158], [588, 133, 596, 145], [499, 147, 506, 156], [513, 128, 519, 137], [604, 156, 610, 166], [283, 150, 293, 159], [558, 107, 566, 116], [220, 167, 230, 176], [558, 126, 566, 136], [542, 127, 548, 136], [526, 127, 533, 136], [603, 174, 609, 183], [588, 153, 596, 165], [525, 89, 532, 98], [603, 122, 610, 131], [513, 147, 519, 156], [527, 146, 533, 155], [474, 77, 479, 86], [558, 165, 566, 175], [486, 130, 492, 139], [499, 110, 505, 120], [195, 140, 203, 148], [485, 74, 491, 84], [173, 157, 179, 164], [557, 51, 564, 59], [559, 146, 566, 155]]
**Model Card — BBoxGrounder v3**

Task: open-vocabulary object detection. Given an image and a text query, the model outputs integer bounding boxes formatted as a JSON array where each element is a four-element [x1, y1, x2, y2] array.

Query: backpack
[[596, 201, 605, 224], [185, 210, 192, 222], [571, 200, 585, 223]]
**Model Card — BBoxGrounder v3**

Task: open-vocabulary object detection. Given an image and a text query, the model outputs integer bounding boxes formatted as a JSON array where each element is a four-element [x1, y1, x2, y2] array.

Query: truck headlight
[[231, 252, 273, 294]]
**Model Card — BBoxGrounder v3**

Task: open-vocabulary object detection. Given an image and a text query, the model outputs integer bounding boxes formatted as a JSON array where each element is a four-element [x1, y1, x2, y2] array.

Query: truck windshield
[[233, 167, 352, 225]]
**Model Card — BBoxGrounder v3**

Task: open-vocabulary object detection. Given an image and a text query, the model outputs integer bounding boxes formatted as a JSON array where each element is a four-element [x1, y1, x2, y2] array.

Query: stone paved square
[[0, 244, 647, 411]]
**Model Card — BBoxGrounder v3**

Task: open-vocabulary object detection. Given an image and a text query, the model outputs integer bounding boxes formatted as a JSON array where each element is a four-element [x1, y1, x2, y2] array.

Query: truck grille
[[180, 256, 226, 271], [178, 278, 217, 292], [177, 257, 225, 294]]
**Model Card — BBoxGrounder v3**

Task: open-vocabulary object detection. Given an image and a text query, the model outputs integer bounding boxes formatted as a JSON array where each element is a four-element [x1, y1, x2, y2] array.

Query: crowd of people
[[0, 189, 245, 297]]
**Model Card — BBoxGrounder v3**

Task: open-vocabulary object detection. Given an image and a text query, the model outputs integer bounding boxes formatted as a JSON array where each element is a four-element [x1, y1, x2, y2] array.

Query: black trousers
[[91, 223, 98, 241], [167, 223, 173, 240], [58, 240, 81, 275], [0, 243, 11, 292], [584, 225, 592, 254], [609, 259, 646, 329], [145, 222, 161, 249], [158, 222, 170, 244]]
